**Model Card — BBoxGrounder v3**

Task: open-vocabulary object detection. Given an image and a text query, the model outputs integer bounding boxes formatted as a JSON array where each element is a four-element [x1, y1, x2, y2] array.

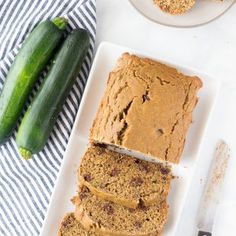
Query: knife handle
[[198, 231, 212, 236]]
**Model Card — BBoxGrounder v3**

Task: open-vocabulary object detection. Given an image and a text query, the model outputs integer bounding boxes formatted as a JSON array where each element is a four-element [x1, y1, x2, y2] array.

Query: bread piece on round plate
[[58, 212, 99, 236], [153, 0, 196, 15], [79, 145, 172, 209], [73, 186, 167, 236]]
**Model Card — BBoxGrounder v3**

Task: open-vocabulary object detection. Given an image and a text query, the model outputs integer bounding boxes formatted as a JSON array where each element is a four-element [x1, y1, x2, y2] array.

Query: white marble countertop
[[96, 1, 236, 235]]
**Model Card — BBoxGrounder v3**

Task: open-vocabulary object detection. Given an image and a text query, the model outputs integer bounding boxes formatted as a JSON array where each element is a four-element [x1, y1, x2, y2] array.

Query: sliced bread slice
[[73, 186, 166, 236], [79, 145, 172, 209], [58, 212, 99, 236]]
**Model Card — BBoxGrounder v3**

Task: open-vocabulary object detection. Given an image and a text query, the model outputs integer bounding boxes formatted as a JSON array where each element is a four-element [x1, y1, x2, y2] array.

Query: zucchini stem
[[52, 17, 68, 30], [19, 147, 32, 160]]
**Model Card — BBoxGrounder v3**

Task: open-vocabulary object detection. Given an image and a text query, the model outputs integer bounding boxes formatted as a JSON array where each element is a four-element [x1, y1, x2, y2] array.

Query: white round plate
[[129, 0, 235, 27]]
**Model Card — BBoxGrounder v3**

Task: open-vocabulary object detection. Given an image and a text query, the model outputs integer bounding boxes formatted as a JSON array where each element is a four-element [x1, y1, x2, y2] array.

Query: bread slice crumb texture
[[74, 187, 167, 236], [58, 212, 99, 236], [79, 145, 172, 209]]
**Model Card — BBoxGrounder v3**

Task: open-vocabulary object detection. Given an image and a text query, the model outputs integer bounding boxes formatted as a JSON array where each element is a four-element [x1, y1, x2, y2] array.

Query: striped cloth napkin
[[0, 0, 96, 235]]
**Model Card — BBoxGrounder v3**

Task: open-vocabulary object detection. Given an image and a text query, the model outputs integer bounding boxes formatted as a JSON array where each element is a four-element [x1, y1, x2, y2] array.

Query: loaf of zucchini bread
[[90, 53, 202, 163]]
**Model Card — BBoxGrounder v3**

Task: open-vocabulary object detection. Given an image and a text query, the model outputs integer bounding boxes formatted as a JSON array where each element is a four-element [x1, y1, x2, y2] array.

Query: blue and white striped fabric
[[0, 0, 96, 235]]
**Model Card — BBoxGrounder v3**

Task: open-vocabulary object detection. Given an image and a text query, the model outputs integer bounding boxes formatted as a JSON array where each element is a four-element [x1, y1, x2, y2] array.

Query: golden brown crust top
[[90, 53, 202, 163]]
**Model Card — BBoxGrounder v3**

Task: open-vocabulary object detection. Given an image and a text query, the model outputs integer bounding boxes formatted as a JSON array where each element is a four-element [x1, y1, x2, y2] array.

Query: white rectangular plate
[[40, 42, 220, 236]]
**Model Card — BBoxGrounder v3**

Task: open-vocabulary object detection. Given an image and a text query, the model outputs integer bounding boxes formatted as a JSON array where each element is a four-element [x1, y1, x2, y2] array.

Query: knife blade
[[197, 141, 230, 236]]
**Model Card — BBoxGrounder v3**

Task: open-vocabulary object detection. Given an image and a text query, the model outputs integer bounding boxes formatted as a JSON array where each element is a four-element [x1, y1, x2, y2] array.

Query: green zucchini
[[16, 29, 90, 159], [0, 17, 68, 144]]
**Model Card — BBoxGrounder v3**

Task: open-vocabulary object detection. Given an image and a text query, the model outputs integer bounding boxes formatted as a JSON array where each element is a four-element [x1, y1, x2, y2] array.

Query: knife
[[197, 141, 230, 236]]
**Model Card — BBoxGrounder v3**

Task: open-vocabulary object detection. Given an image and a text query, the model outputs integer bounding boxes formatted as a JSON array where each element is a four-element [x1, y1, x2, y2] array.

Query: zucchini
[[16, 29, 90, 159], [0, 17, 68, 144]]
